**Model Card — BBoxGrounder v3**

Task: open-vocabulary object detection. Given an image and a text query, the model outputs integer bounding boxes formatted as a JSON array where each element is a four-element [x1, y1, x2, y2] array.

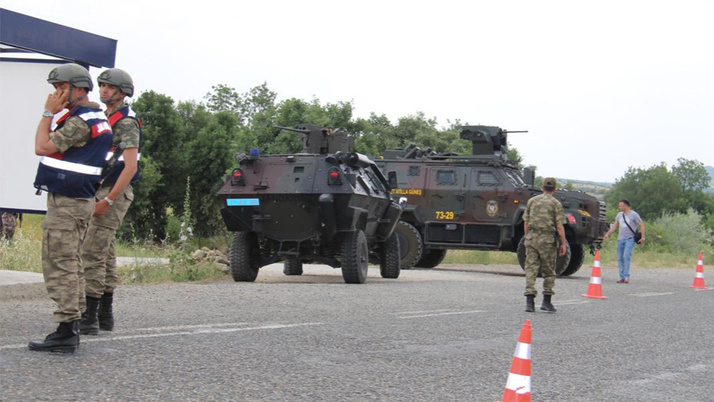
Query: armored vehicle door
[[466, 167, 529, 248], [420, 166, 468, 243], [388, 162, 427, 216]]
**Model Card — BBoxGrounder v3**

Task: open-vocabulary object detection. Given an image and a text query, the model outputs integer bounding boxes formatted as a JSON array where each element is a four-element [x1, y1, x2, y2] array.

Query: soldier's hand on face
[[45, 88, 69, 113]]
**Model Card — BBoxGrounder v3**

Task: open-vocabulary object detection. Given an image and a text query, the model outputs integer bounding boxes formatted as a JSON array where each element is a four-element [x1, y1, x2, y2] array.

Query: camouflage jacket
[[523, 193, 565, 232]]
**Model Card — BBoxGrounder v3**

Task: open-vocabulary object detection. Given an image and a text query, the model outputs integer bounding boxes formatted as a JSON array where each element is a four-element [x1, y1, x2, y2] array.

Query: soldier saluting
[[522, 177, 567, 313]]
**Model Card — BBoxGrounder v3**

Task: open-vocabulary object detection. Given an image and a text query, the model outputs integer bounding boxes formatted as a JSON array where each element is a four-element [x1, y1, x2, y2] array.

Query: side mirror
[[523, 167, 535, 186], [387, 171, 398, 190]]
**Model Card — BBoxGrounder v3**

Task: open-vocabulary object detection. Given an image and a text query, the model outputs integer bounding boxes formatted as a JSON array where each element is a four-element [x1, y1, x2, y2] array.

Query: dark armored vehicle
[[377, 125, 608, 276], [218, 124, 402, 284]]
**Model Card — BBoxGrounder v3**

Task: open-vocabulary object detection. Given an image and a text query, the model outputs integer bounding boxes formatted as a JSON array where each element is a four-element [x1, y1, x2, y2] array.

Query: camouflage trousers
[[1, 212, 18, 240], [524, 232, 557, 296], [42, 193, 94, 323], [80, 184, 133, 301]]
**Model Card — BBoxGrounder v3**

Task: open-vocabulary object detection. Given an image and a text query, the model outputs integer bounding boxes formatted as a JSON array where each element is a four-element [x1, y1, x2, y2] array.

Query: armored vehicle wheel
[[561, 244, 585, 276], [517, 237, 571, 277], [379, 232, 401, 279], [393, 221, 423, 270], [229, 232, 260, 282], [414, 249, 447, 269], [283, 258, 303, 276], [341, 230, 369, 284]]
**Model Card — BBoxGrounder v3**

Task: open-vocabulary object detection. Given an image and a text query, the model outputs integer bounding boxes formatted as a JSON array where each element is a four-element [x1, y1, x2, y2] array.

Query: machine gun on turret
[[275, 124, 354, 155], [458, 126, 527, 157]]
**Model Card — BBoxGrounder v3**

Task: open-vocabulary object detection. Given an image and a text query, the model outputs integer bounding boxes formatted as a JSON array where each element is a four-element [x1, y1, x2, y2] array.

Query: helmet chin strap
[[101, 88, 122, 105], [67, 86, 87, 106]]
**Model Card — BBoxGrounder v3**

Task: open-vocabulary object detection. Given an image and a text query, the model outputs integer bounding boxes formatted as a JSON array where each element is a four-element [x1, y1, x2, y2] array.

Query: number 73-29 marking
[[435, 211, 455, 220]]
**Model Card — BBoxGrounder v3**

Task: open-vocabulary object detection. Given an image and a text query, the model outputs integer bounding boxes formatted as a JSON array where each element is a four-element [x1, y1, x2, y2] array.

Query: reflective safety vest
[[34, 106, 113, 198], [103, 105, 142, 184]]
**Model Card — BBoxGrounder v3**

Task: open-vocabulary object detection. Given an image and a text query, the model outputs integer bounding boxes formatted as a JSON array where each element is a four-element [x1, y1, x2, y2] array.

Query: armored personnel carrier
[[218, 124, 402, 284], [377, 125, 608, 276]]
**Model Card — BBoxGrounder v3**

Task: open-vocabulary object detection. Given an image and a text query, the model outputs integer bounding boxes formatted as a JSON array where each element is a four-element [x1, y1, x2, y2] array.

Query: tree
[[605, 164, 685, 220], [129, 91, 187, 240], [672, 158, 710, 193], [205, 84, 242, 116], [185, 110, 237, 237]]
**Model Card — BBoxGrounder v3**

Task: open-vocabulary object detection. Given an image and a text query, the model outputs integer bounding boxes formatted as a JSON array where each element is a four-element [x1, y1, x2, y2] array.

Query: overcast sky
[[3, 0, 713, 183]]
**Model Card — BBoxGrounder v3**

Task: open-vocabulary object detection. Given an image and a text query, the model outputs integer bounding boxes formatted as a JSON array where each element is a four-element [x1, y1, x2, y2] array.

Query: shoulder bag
[[622, 213, 642, 244]]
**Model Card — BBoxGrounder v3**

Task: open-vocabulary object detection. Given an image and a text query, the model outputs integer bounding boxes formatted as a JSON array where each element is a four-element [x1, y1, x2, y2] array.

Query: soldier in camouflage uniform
[[28, 64, 113, 353], [79, 68, 141, 335], [0, 212, 19, 240], [522, 177, 567, 313]]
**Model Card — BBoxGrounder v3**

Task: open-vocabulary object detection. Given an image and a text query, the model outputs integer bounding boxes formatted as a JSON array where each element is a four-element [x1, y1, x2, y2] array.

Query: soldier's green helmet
[[47, 63, 93, 91], [97, 68, 134, 97]]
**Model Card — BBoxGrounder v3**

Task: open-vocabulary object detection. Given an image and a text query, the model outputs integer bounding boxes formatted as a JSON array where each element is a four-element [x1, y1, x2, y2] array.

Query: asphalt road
[[1, 263, 712, 401]]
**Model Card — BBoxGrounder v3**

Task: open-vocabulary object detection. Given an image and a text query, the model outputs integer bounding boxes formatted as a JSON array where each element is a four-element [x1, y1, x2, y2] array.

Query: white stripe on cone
[[505, 373, 531, 394], [514, 342, 531, 360]]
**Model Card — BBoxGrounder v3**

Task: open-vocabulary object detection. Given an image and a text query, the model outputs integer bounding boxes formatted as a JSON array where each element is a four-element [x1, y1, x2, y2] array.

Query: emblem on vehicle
[[487, 200, 498, 216]]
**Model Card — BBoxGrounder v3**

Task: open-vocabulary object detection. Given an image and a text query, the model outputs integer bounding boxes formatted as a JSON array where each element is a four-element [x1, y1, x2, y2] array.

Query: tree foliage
[[121, 82, 713, 245], [605, 160, 714, 224]]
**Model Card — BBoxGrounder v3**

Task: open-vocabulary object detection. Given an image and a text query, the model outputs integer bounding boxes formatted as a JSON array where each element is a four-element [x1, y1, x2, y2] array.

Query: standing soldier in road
[[79, 68, 141, 335], [29, 63, 113, 353], [523, 177, 567, 313]]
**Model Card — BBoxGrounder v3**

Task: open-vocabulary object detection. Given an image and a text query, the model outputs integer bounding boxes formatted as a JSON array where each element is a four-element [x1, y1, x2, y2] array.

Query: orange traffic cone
[[581, 250, 608, 299], [502, 319, 532, 402], [690, 252, 708, 290]]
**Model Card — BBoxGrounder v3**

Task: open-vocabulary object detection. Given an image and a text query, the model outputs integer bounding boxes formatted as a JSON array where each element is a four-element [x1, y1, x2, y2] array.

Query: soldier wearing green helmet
[[79, 68, 142, 336], [45, 63, 94, 105], [29, 63, 114, 353]]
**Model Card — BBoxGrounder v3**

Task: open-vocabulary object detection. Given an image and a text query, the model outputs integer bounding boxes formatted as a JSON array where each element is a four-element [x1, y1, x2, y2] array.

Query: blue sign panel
[[226, 198, 260, 206]]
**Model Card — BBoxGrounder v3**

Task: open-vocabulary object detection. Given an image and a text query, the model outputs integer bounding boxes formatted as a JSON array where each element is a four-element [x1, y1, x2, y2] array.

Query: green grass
[[1, 214, 226, 284], [3, 214, 710, 284], [441, 240, 709, 269]]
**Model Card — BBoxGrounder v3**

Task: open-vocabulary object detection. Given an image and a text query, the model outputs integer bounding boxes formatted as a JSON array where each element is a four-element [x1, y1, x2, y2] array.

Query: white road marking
[[0, 322, 323, 351], [631, 292, 675, 297], [554, 300, 592, 306], [393, 309, 455, 315], [134, 322, 251, 332], [397, 310, 485, 319]]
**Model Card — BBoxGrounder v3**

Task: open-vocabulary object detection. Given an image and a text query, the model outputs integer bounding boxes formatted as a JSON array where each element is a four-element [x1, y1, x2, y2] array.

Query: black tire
[[517, 236, 571, 277], [561, 244, 585, 276], [379, 232, 401, 279], [341, 230, 369, 284], [229, 232, 260, 282], [283, 258, 303, 276], [414, 249, 447, 269], [392, 221, 423, 270]]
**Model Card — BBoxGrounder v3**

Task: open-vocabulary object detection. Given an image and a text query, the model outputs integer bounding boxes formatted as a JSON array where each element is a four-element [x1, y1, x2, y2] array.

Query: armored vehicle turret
[[218, 124, 402, 284], [377, 125, 608, 276]]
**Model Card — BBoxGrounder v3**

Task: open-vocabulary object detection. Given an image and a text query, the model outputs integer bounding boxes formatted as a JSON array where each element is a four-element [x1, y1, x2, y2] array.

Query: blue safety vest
[[103, 105, 142, 184], [34, 106, 113, 198]]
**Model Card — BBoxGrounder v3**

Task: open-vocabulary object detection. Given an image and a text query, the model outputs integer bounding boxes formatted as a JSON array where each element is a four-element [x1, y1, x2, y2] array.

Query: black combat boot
[[28, 320, 80, 353], [98, 292, 114, 331], [540, 294, 557, 312], [79, 296, 100, 335], [525, 295, 535, 313]]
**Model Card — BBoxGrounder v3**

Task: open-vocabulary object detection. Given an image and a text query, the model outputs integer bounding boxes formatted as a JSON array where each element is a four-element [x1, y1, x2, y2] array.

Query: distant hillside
[[560, 165, 714, 197], [558, 179, 612, 199]]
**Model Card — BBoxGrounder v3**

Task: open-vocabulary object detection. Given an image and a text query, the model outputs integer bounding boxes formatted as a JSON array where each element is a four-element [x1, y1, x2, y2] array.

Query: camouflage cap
[[543, 177, 557, 189]]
